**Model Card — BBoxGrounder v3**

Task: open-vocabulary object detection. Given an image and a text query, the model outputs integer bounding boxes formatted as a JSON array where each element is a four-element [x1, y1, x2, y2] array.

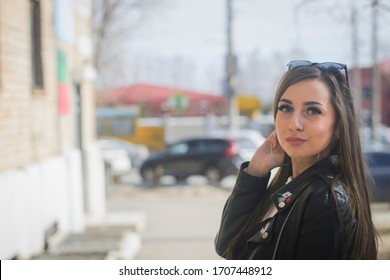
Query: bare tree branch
[[92, 0, 163, 89]]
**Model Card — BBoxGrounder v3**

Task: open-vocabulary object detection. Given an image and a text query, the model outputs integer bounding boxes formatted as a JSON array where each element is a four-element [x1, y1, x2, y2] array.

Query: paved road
[[110, 172, 390, 260], [107, 178, 231, 260]]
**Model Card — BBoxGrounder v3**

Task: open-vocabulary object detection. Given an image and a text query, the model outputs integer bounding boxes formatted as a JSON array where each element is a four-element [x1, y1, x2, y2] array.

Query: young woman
[[215, 60, 378, 259]]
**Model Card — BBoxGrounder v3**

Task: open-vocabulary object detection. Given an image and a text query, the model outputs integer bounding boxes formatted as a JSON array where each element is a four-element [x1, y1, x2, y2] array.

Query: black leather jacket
[[215, 156, 356, 259]]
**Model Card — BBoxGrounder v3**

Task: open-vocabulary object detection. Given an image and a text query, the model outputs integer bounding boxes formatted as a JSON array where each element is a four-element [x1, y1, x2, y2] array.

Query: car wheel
[[174, 175, 187, 183], [204, 166, 222, 184], [142, 165, 163, 185]]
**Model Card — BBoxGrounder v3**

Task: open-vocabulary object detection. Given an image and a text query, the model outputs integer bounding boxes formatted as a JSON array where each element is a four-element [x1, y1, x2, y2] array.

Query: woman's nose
[[289, 112, 304, 131]]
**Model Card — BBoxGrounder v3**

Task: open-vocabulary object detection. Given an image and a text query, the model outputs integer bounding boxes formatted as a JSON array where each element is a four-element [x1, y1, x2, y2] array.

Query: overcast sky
[[115, 0, 390, 97], [128, 0, 390, 63]]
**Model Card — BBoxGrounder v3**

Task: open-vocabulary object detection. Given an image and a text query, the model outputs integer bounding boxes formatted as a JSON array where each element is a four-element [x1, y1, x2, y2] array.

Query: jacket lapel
[[271, 156, 337, 212]]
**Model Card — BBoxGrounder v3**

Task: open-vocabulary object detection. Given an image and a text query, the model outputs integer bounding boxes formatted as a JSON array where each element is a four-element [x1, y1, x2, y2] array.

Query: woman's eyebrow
[[279, 99, 325, 106], [279, 98, 292, 104], [303, 101, 324, 106]]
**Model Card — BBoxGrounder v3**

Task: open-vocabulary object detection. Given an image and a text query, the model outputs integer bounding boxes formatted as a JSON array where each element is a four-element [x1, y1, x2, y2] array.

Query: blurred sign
[[57, 49, 70, 115], [167, 93, 189, 111], [54, 0, 75, 44]]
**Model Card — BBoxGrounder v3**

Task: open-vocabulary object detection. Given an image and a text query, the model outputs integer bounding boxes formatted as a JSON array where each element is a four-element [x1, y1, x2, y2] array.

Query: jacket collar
[[271, 156, 338, 212]]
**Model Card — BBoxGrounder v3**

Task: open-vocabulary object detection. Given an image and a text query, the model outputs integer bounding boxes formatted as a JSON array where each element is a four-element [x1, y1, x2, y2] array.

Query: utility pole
[[371, 0, 381, 142], [224, 0, 238, 130], [351, 0, 362, 120]]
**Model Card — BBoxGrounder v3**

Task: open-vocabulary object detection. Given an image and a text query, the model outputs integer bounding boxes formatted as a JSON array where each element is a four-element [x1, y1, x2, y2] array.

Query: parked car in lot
[[98, 137, 149, 185], [209, 129, 265, 161], [364, 150, 390, 202], [139, 135, 261, 184], [98, 137, 150, 168], [98, 142, 132, 185]]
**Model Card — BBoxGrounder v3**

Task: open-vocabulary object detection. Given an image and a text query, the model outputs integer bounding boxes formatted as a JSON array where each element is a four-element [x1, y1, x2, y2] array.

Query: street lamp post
[[224, 0, 238, 130], [371, 0, 380, 142], [350, 0, 362, 119]]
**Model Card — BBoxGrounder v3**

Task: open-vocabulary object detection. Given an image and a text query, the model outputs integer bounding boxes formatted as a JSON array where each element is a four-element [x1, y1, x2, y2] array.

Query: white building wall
[[0, 0, 108, 259], [0, 149, 88, 259], [66, 150, 86, 232], [83, 143, 106, 218]]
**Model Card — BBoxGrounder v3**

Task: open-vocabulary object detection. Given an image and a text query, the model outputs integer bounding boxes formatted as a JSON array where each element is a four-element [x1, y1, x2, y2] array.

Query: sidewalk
[[31, 211, 146, 260]]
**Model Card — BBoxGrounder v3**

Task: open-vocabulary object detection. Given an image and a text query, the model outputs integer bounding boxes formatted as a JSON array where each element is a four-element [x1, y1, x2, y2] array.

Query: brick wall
[[0, 0, 35, 169], [0, 0, 96, 171]]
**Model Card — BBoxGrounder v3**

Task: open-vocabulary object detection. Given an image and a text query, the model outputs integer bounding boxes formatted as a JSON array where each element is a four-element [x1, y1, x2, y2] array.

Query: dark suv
[[139, 136, 258, 184], [364, 149, 390, 202]]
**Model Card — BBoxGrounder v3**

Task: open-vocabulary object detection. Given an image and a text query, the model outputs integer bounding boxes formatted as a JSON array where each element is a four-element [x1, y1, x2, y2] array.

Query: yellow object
[[97, 107, 165, 151], [235, 95, 261, 116]]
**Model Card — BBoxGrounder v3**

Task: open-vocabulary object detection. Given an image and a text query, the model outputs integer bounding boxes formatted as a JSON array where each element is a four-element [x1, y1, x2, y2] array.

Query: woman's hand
[[247, 130, 286, 177]]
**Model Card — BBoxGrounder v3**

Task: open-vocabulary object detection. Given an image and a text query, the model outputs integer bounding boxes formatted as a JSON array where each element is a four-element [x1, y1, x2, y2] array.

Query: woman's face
[[275, 79, 337, 164]]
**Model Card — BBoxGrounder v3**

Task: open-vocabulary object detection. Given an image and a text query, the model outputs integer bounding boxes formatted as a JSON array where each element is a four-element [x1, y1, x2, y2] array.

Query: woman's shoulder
[[307, 156, 348, 197], [305, 174, 352, 215], [330, 178, 354, 213]]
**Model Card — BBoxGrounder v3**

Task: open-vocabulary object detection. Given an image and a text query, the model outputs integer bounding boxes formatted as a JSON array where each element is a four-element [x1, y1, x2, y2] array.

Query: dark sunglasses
[[287, 60, 349, 83]]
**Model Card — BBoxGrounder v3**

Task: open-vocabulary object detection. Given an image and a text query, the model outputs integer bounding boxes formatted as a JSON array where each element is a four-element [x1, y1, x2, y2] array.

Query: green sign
[[168, 93, 189, 111]]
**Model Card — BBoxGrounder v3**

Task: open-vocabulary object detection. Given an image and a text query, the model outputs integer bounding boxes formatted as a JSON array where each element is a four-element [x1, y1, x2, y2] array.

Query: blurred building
[[97, 83, 265, 150], [99, 83, 228, 117], [0, 0, 105, 259], [357, 59, 390, 126]]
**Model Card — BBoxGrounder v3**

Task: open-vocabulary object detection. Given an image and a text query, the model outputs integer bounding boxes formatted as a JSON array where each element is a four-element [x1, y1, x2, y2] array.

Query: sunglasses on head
[[287, 60, 349, 83]]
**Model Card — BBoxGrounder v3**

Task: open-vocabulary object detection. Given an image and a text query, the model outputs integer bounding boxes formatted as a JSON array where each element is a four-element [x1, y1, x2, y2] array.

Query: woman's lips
[[285, 137, 307, 146]]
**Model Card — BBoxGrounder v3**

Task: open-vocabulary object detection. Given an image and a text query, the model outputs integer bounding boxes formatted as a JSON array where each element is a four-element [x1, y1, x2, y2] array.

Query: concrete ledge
[[105, 232, 141, 260], [31, 229, 142, 260], [30, 211, 147, 260], [86, 211, 147, 233]]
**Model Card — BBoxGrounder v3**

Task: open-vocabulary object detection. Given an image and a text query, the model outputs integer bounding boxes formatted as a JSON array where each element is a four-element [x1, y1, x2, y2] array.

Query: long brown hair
[[223, 66, 378, 259]]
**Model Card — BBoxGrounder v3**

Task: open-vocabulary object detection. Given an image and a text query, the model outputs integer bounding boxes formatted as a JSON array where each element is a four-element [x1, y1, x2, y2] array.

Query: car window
[[184, 139, 227, 153], [168, 143, 189, 155], [365, 152, 390, 167], [203, 139, 227, 152], [188, 141, 207, 153]]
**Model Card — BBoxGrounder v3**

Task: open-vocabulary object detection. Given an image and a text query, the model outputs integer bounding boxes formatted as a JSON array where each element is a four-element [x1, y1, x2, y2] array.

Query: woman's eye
[[307, 107, 322, 115], [277, 104, 292, 113]]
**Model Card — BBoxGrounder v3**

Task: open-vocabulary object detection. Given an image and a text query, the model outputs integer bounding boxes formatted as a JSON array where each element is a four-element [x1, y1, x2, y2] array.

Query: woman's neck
[[291, 155, 322, 178]]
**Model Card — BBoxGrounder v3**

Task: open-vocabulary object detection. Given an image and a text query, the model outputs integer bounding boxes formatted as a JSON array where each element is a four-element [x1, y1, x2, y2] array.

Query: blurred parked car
[[98, 137, 150, 168], [210, 129, 265, 161], [361, 125, 390, 147], [139, 135, 260, 184], [364, 149, 390, 202], [98, 140, 132, 185]]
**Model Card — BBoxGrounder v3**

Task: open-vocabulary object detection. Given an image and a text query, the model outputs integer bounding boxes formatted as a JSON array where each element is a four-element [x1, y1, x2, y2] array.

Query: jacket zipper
[[272, 199, 299, 259]]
